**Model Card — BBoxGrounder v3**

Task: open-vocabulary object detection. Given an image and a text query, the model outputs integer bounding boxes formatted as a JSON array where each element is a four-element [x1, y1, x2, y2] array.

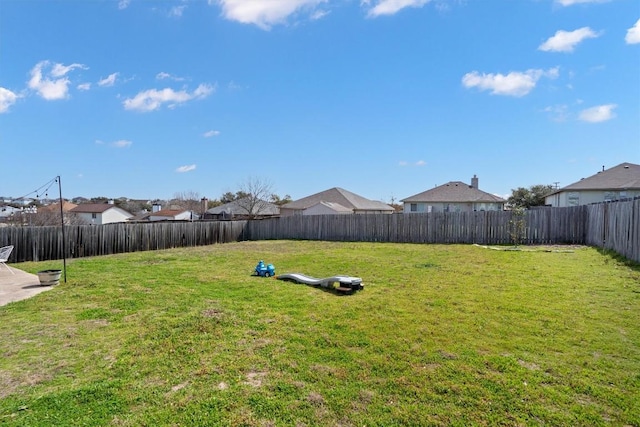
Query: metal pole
[[57, 176, 67, 283]]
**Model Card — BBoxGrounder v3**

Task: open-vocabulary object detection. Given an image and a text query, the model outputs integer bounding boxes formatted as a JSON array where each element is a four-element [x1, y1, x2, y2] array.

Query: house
[[0, 206, 23, 220], [70, 203, 133, 225], [279, 187, 395, 216], [303, 201, 353, 216], [401, 175, 505, 213], [545, 162, 640, 207], [204, 198, 280, 220], [39, 201, 78, 213], [147, 209, 196, 222]]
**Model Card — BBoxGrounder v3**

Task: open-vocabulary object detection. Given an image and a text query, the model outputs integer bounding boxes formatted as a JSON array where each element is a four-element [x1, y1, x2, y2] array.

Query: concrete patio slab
[[0, 266, 56, 307]]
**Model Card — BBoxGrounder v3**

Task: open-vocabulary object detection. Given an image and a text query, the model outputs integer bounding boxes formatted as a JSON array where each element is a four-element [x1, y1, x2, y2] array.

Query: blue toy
[[254, 260, 275, 277]]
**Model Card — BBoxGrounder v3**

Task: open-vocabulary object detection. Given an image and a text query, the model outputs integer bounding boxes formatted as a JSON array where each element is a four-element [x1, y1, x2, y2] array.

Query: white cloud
[[578, 104, 617, 123], [554, 0, 609, 5], [170, 5, 187, 17], [213, 0, 327, 30], [626, 19, 640, 44], [96, 139, 133, 148], [538, 27, 600, 52], [118, 0, 130, 10], [28, 60, 87, 100], [0, 87, 18, 113], [204, 130, 221, 137], [50, 62, 85, 78], [366, 0, 430, 17], [112, 139, 133, 148], [399, 160, 426, 166], [543, 104, 570, 122], [462, 68, 559, 97], [123, 83, 215, 112], [98, 73, 119, 87], [311, 9, 329, 20], [77, 83, 91, 91], [156, 72, 185, 81], [176, 164, 197, 173]]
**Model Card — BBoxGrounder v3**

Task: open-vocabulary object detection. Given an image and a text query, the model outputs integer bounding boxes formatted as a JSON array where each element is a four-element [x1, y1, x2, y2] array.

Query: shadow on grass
[[272, 276, 362, 296], [597, 247, 640, 271]]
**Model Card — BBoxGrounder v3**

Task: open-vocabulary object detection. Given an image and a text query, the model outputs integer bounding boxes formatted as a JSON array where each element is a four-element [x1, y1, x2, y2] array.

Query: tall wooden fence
[[585, 198, 639, 263], [1, 200, 637, 263], [244, 207, 587, 245], [0, 221, 247, 263]]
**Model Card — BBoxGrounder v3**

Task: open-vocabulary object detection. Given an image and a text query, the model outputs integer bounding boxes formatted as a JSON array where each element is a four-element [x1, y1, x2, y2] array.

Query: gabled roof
[[40, 201, 78, 213], [551, 162, 640, 193], [282, 187, 394, 212], [308, 201, 353, 213], [70, 203, 120, 214], [401, 182, 506, 203], [207, 198, 279, 215], [151, 209, 190, 217]]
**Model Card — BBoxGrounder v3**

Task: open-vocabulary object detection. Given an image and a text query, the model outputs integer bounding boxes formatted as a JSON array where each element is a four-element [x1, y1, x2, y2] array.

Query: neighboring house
[[147, 209, 196, 222], [70, 203, 133, 225], [0, 206, 23, 220], [204, 198, 280, 220], [303, 201, 353, 216], [401, 175, 505, 213], [39, 201, 78, 213], [280, 187, 395, 216], [545, 162, 640, 207]]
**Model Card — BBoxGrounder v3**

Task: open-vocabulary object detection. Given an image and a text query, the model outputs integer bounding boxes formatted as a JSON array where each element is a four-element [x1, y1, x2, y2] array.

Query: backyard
[[0, 241, 638, 426]]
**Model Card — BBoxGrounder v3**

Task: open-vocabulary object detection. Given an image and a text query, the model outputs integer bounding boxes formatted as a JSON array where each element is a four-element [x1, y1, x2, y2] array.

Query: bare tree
[[170, 191, 203, 213], [236, 177, 275, 219], [30, 208, 88, 226]]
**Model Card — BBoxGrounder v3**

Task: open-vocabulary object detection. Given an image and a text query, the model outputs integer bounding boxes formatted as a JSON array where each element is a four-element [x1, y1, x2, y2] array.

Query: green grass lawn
[[1, 241, 638, 426]]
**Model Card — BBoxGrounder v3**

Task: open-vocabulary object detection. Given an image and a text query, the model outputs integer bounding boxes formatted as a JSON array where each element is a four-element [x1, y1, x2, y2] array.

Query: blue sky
[[1, 0, 639, 203]]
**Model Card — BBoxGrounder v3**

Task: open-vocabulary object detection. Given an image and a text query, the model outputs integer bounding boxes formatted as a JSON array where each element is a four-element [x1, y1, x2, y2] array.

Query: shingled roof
[[207, 198, 280, 215], [550, 162, 640, 193], [401, 182, 505, 203], [282, 187, 394, 212], [70, 203, 119, 214]]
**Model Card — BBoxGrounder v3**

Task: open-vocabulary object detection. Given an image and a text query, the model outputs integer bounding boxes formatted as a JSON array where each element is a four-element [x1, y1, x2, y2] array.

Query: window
[[568, 192, 579, 206], [410, 203, 417, 212], [92, 213, 97, 219]]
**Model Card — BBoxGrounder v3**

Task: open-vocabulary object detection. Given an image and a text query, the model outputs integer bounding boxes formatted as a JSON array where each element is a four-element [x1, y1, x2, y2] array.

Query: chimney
[[201, 197, 208, 214], [152, 203, 161, 213], [471, 174, 479, 189]]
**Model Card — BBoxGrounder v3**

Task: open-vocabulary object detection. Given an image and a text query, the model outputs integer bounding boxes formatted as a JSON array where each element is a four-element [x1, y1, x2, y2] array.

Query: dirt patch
[[243, 371, 266, 387], [170, 382, 189, 392], [202, 308, 224, 319], [518, 359, 540, 371], [307, 391, 325, 406]]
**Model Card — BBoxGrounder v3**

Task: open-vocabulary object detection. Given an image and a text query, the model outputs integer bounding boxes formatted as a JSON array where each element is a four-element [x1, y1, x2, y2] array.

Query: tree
[[270, 194, 292, 206], [507, 184, 554, 209], [170, 191, 204, 214], [235, 177, 275, 219], [508, 207, 527, 247]]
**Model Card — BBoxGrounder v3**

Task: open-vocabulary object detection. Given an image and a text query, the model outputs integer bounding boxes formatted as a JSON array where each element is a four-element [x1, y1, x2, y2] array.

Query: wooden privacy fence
[[0, 199, 637, 263], [585, 198, 640, 263], [0, 221, 247, 263], [244, 207, 588, 245]]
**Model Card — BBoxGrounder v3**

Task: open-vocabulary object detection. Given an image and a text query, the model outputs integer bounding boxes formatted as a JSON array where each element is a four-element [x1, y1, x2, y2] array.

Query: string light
[[15, 177, 59, 203]]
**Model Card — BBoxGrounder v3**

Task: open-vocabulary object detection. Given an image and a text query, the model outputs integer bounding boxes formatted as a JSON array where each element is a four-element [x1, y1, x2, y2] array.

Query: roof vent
[[624, 165, 630, 169]]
